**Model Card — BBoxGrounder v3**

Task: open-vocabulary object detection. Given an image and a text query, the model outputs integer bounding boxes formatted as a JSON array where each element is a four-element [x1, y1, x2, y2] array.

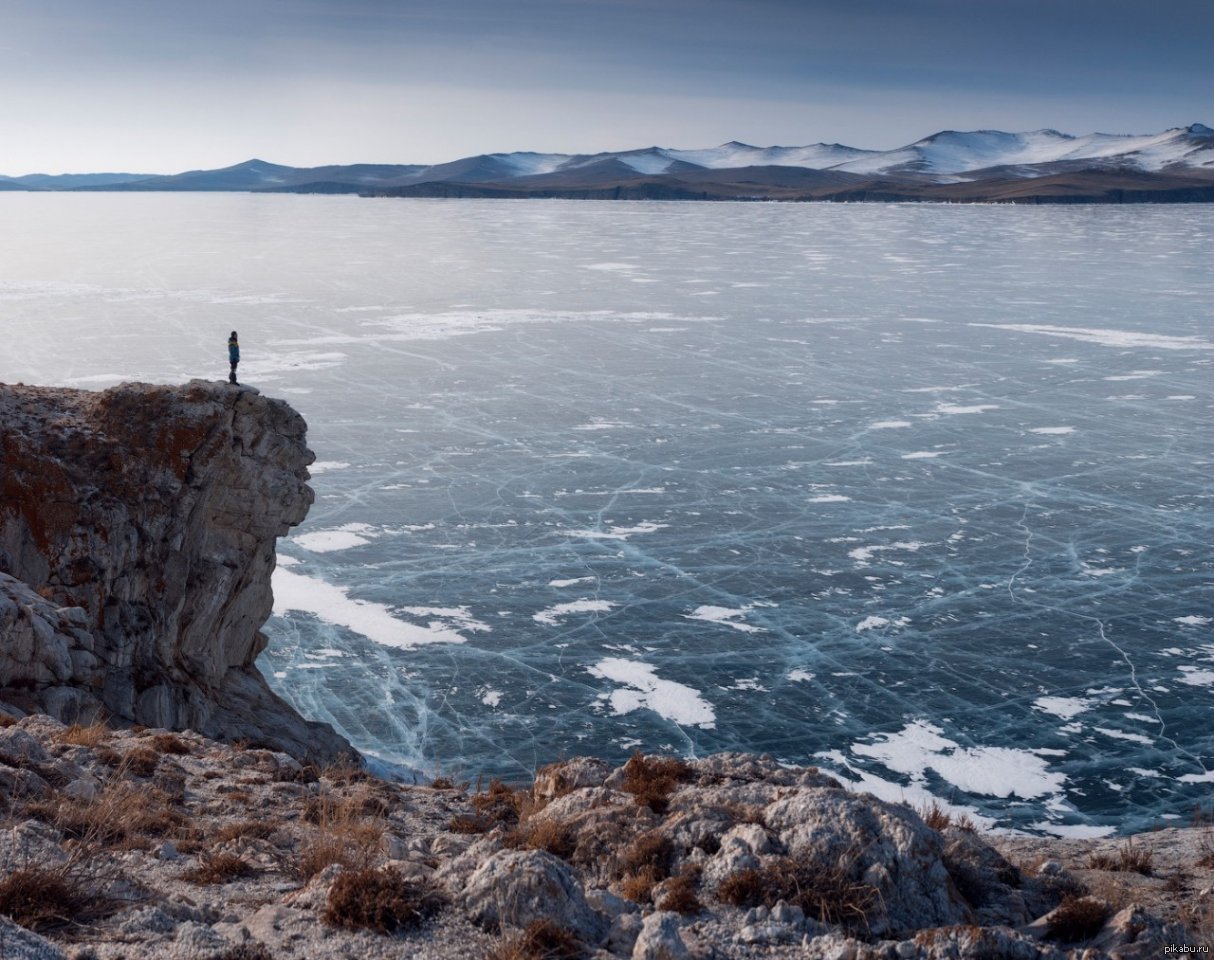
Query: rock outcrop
[[0, 728, 1208, 959], [0, 380, 348, 761]]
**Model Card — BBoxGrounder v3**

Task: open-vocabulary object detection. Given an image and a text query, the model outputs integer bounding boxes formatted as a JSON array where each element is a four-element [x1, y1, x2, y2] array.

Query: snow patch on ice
[[685, 604, 768, 634], [271, 569, 466, 649], [292, 522, 379, 553], [971, 323, 1214, 351], [1033, 696, 1093, 719], [850, 719, 1066, 799], [533, 599, 616, 626], [589, 657, 716, 728]]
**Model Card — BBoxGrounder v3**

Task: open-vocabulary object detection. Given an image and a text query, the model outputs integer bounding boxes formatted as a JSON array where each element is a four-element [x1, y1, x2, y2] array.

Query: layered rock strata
[[0, 380, 348, 761]]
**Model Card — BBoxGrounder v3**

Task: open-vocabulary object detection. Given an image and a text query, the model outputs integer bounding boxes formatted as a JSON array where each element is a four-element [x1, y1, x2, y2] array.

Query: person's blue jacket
[[228, 337, 240, 363]]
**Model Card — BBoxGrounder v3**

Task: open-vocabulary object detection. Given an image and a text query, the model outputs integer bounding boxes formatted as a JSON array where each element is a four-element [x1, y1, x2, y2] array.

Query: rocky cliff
[[0, 379, 349, 761]]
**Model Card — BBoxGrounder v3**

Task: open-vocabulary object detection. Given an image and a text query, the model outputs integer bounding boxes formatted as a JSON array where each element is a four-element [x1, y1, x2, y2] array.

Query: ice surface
[[2, 195, 1211, 833]]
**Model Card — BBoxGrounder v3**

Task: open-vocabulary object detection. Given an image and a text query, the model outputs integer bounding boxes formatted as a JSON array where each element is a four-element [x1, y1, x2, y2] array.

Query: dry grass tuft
[[57, 720, 111, 748], [323, 867, 446, 934], [918, 800, 952, 832], [488, 918, 583, 960], [23, 781, 185, 850], [215, 820, 278, 844], [717, 867, 766, 908], [123, 744, 162, 777], [0, 863, 113, 932], [0, 712, 18, 728], [717, 855, 879, 931], [148, 733, 192, 755], [619, 752, 693, 815], [1087, 840, 1153, 876], [504, 818, 578, 860], [658, 868, 703, 914], [183, 852, 256, 885], [294, 792, 388, 880], [615, 831, 674, 903], [450, 779, 530, 834], [1045, 895, 1109, 943], [214, 944, 275, 960]]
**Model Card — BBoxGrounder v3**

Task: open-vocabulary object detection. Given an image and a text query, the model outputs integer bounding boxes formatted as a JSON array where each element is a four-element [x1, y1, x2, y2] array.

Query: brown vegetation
[[619, 752, 693, 815], [294, 791, 388, 880], [717, 855, 879, 931], [615, 830, 674, 903], [658, 868, 703, 914], [1045, 895, 1110, 943], [57, 720, 111, 748], [23, 781, 185, 849], [323, 867, 446, 934], [487, 918, 583, 960], [0, 862, 113, 932], [1087, 840, 1153, 875], [183, 851, 256, 885], [504, 817, 578, 860]]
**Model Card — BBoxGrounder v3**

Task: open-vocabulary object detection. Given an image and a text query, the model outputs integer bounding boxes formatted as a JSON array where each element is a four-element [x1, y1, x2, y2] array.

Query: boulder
[[459, 849, 607, 942]]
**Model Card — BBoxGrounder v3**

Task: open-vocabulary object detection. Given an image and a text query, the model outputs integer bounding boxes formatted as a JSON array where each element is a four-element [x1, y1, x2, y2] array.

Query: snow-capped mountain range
[[466, 123, 1214, 182], [3, 124, 1212, 202]]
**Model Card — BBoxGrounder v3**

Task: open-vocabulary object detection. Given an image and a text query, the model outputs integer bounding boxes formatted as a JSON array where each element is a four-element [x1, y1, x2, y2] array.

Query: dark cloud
[[3, 0, 1210, 171]]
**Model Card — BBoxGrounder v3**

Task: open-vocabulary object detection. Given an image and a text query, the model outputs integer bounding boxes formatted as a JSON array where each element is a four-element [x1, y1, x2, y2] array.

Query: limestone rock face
[[0, 380, 349, 761]]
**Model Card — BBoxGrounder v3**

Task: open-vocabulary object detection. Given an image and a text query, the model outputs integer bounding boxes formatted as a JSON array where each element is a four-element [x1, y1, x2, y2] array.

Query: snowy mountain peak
[[1187, 122, 1214, 137]]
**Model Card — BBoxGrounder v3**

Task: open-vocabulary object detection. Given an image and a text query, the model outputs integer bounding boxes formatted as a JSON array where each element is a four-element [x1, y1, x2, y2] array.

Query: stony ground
[[0, 712, 1210, 960]]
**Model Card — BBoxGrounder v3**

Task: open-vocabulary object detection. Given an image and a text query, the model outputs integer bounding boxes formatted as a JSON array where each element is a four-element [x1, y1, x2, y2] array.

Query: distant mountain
[[4, 125, 1213, 202], [76, 159, 428, 192], [7, 172, 154, 189]]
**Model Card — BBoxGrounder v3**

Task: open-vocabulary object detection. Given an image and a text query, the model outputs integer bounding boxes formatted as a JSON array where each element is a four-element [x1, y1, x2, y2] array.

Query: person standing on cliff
[[228, 331, 240, 385]]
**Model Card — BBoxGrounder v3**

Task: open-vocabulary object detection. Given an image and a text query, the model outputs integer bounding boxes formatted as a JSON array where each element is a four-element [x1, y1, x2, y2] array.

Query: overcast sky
[[3, 0, 1210, 174]]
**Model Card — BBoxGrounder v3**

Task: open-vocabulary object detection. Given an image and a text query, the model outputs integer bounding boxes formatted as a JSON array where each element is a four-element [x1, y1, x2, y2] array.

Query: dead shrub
[[717, 867, 765, 907], [430, 776, 457, 790], [1045, 895, 1109, 943], [658, 869, 703, 914], [58, 720, 111, 748], [472, 779, 528, 826], [94, 746, 122, 768], [122, 745, 161, 777], [619, 870, 660, 904], [488, 918, 583, 960], [322, 867, 446, 934], [1199, 829, 1214, 869], [183, 852, 256, 885], [215, 820, 278, 844], [918, 800, 952, 832], [0, 863, 112, 932], [294, 792, 387, 880], [620, 752, 693, 815], [504, 818, 577, 860], [616, 831, 675, 903], [0, 712, 18, 728], [149, 733, 192, 755], [1087, 841, 1153, 876], [449, 813, 492, 835], [618, 831, 673, 880], [215, 944, 275, 960], [23, 782, 185, 849], [717, 855, 879, 932]]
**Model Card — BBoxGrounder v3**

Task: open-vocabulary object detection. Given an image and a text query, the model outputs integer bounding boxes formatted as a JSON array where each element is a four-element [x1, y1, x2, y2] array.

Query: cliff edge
[[0, 379, 350, 762]]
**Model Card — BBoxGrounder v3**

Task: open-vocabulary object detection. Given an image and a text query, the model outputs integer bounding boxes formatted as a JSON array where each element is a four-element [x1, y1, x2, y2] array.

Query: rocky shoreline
[[0, 714, 1210, 959], [2, 380, 1209, 957]]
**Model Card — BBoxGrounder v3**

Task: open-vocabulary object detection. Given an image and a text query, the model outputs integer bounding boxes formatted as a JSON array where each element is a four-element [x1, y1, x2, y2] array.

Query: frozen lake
[[1, 193, 1211, 835]]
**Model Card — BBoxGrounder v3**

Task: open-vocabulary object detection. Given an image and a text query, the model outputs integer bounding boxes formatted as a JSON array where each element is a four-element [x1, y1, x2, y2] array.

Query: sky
[[2, 0, 1211, 174]]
